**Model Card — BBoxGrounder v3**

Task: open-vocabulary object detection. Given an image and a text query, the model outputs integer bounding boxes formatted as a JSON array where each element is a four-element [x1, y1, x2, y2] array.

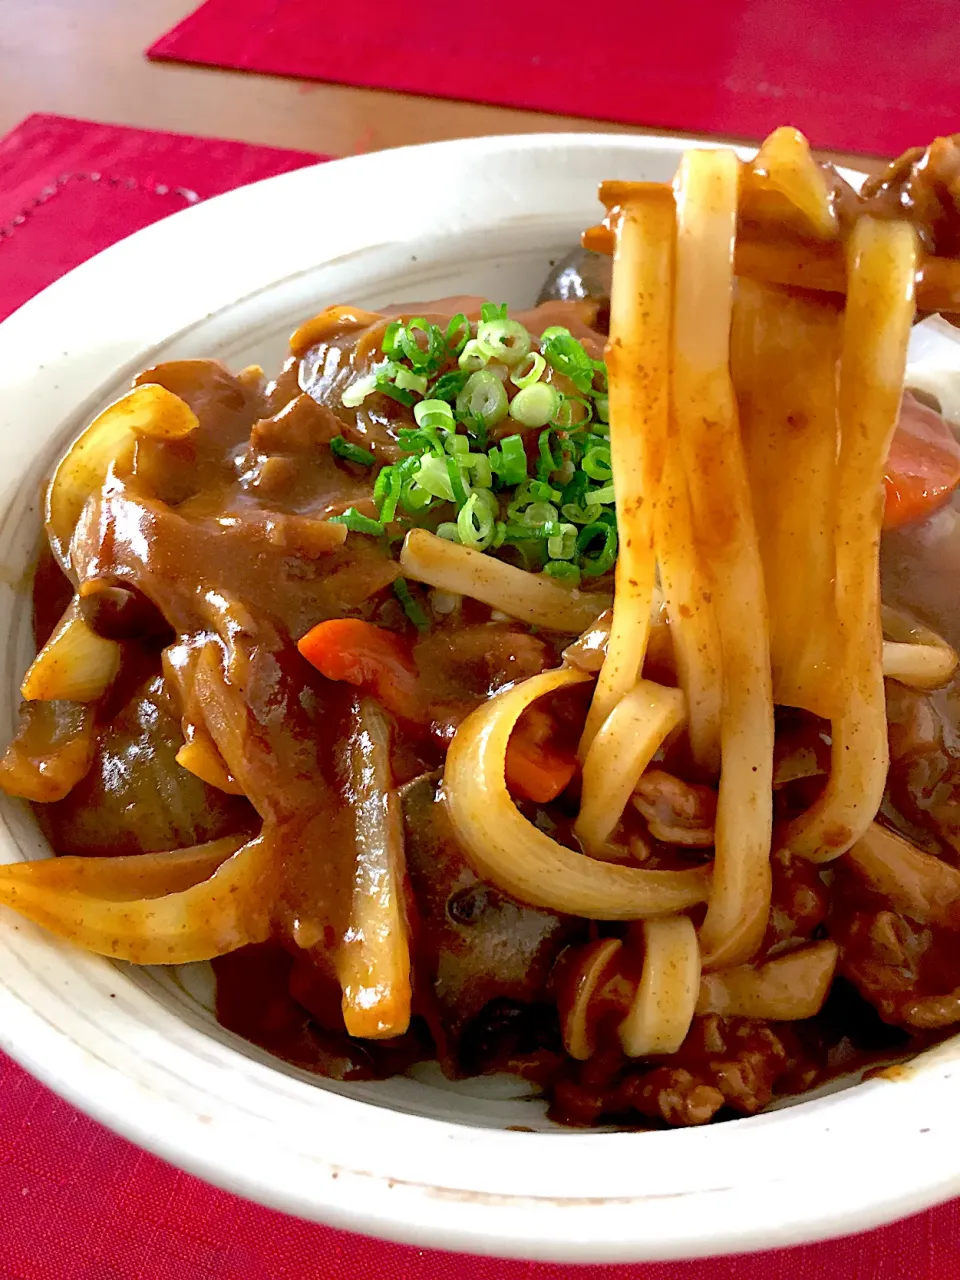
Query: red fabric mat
[[148, 0, 960, 158], [0, 110, 958, 1278], [0, 113, 322, 322]]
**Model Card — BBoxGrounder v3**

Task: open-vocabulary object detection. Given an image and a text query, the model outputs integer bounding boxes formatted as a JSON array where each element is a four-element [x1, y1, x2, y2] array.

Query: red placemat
[[147, 0, 960, 158], [1, 111, 959, 1279], [0, 113, 323, 323]]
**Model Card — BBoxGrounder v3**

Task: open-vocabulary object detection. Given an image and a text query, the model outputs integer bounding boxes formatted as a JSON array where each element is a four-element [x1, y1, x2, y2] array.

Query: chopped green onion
[[330, 436, 376, 466], [477, 318, 532, 368], [489, 434, 528, 487], [445, 313, 471, 356], [561, 501, 603, 525], [523, 501, 560, 526], [591, 484, 616, 505], [444, 432, 469, 456], [397, 426, 443, 455], [544, 560, 581, 587], [594, 394, 610, 422], [374, 465, 402, 523], [553, 395, 593, 428], [510, 351, 547, 388], [480, 302, 508, 322], [456, 371, 509, 428], [459, 339, 491, 372], [540, 328, 595, 394], [457, 492, 497, 549], [445, 456, 469, 507], [381, 321, 405, 359], [509, 382, 562, 428], [463, 452, 493, 487], [395, 367, 429, 395], [400, 319, 447, 374], [374, 370, 416, 407], [592, 359, 609, 392], [329, 508, 384, 535], [436, 522, 461, 542], [401, 473, 435, 513], [582, 444, 613, 481], [577, 521, 618, 576], [528, 479, 561, 503], [414, 398, 455, 431], [547, 522, 578, 560], [429, 369, 471, 402], [394, 578, 430, 630], [538, 427, 569, 478], [415, 454, 456, 502], [341, 374, 378, 409]]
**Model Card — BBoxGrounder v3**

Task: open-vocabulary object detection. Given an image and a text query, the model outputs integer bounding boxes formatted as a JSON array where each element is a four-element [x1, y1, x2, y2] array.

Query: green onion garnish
[[489, 434, 528, 487], [457, 491, 498, 550], [395, 367, 429, 395], [455, 371, 509, 429], [341, 373, 378, 408], [374, 465, 402, 523], [445, 313, 471, 356], [394, 578, 430, 630], [544, 560, 582, 587], [480, 301, 509, 322], [399, 318, 447, 374], [329, 508, 385, 535], [382, 321, 405, 360], [582, 444, 613, 481], [510, 351, 547, 389], [509, 382, 562, 428], [577, 520, 618, 576], [595, 394, 610, 422], [477, 318, 532, 368], [540, 327, 595, 394], [459, 339, 491, 372], [429, 369, 471, 402], [414, 399, 455, 431], [330, 436, 376, 466]]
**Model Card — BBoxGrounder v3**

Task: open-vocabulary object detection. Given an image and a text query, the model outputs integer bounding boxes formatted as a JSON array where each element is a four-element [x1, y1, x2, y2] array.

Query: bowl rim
[[0, 129, 956, 1264]]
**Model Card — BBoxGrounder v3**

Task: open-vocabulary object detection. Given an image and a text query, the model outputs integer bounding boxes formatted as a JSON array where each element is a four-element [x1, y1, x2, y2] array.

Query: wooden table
[[0, 0, 883, 172]]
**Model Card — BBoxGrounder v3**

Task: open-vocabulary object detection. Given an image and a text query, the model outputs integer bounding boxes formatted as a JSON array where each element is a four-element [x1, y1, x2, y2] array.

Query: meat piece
[[860, 135, 960, 256], [413, 623, 552, 738], [37, 674, 254, 856], [762, 849, 830, 957], [548, 1013, 811, 1127], [619, 1067, 724, 1127], [400, 775, 579, 1073], [631, 769, 717, 846], [884, 678, 960, 862], [832, 858, 960, 1030]]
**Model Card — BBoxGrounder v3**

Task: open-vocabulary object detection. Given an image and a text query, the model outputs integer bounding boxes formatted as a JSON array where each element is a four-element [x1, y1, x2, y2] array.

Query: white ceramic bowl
[[0, 133, 957, 1263]]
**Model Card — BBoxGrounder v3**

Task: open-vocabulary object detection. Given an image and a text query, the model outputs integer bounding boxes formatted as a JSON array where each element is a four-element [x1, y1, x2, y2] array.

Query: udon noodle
[[4, 127, 960, 1127]]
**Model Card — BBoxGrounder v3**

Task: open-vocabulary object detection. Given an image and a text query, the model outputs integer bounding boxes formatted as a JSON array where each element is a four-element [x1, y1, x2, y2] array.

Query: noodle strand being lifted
[[671, 149, 775, 968]]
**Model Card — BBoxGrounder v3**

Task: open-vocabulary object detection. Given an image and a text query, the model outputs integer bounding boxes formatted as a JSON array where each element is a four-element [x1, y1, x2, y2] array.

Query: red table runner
[[148, 0, 960, 158], [1, 111, 959, 1278]]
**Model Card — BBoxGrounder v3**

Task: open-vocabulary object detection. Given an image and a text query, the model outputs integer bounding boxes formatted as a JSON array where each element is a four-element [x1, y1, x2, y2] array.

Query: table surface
[[0, 0, 888, 172]]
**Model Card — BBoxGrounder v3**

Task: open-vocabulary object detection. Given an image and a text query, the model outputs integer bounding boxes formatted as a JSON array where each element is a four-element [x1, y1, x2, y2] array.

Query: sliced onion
[[696, 940, 838, 1020], [20, 598, 121, 703], [619, 915, 701, 1056], [0, 833, 268, 963], [336, 698, 412, 1039], [400, 529, 609, 634], [0, 700, 97, 802], [46, 383, 198, 571], [575, 679, 686, 853], [443, 665, 711, 918], [847, 823, 960, 926], [176, 731, 244, 796]]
